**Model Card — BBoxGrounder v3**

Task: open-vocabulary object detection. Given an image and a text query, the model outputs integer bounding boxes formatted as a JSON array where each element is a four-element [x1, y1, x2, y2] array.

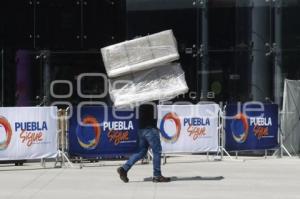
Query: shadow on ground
[[143, 176, 224, 182]]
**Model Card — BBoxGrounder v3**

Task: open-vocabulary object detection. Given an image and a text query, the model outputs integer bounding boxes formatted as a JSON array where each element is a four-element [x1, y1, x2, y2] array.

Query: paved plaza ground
[[1, 155, 300, 199]]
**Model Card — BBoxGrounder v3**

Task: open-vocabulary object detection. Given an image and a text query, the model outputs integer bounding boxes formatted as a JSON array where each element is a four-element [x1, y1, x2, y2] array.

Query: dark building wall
[[1, 0, 126, 50], [0, 0, 126, 106], [127, 0, 300, 105], [1, 0, 300, 106]]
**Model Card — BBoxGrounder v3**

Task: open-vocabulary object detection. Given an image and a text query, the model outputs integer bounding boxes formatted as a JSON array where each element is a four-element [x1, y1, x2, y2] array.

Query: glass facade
[[1, 0, 300, 106], [127, 0, 300, 105]]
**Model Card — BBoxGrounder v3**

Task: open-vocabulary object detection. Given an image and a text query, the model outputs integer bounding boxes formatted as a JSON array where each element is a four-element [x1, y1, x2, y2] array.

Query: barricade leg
[[272, 131, 292, 158], [163, 153, 167, 165], [54, 108, 75, 168]]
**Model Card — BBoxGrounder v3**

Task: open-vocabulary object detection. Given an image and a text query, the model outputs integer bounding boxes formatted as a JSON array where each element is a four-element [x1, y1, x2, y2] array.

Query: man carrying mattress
[[117, 101, 171, 183], [101, 30, 188, 183]]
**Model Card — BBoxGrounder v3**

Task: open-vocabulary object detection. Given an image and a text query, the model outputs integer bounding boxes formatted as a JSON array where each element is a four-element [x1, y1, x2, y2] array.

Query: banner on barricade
[[0, 107, 58, 160], [225, 103, 279, 151], [157, 104, 220, 153], [68, 106, 138, 158]]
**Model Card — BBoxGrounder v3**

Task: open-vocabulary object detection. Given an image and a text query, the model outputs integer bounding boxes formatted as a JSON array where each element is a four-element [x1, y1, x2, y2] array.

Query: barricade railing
[[219, 103, 292, 161], [155, 102, 292, 164], [0, 103, 294, 170], [54, 108, 74, 168], [157, 103, 223, 164], [0, 106, 59, 168], [66, 106, 139, 168], [59, 103, 292, 167]]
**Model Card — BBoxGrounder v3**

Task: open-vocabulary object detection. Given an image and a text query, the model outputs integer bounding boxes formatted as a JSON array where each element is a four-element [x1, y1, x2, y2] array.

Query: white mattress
[[109, 63, 189, 108], [101, 30, 179, 78]]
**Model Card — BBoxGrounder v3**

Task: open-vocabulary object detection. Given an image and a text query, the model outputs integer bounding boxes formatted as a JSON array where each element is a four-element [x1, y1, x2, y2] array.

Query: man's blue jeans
[[122, 127, 162, 177]]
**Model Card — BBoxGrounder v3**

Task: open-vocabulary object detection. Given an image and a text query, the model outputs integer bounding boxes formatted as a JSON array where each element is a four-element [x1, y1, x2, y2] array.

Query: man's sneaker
[[117, 167, 129, 183], [152, 176, 171, 183]]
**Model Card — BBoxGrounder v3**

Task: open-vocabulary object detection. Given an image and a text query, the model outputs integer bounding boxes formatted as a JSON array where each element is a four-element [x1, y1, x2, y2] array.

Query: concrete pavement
[[0, 156, 299, 199]]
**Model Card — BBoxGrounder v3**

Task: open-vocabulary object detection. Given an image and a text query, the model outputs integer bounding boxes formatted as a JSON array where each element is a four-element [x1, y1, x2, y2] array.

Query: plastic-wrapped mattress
[[101, 30, 179, 78], [109, 63, 188, 107]]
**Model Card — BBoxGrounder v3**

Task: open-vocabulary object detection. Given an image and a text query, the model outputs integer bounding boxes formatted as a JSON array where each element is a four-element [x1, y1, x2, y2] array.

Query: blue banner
[[68, 106, 138, 158], [225, 103, 279, 151]]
